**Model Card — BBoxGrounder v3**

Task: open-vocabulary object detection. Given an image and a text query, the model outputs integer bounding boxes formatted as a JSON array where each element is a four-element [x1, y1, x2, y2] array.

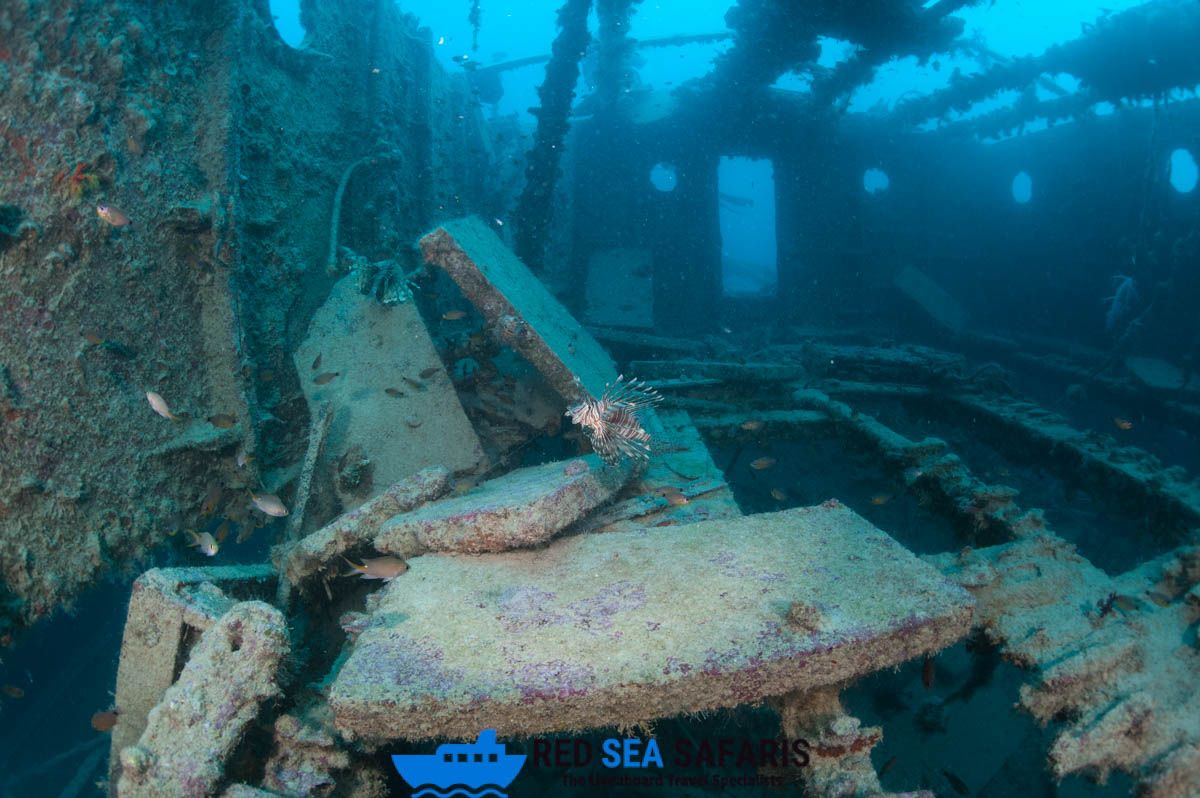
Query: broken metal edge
[[329, 603, 974, 744]]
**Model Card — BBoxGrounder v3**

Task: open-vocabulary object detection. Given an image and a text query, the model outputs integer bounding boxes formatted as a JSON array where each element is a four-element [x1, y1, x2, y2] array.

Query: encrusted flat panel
[[374, 455, 629, 554], [420, 216, 620, 402], [294, 275, 485, 500], [330, 503, 974, 741]]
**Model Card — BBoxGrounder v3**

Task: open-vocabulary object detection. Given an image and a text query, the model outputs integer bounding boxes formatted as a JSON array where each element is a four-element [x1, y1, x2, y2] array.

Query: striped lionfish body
[[565, 375, 662, 464]]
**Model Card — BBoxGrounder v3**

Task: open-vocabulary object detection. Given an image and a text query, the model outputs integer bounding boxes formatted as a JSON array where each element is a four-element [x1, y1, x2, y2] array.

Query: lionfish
[[565, 375, 662, 464]]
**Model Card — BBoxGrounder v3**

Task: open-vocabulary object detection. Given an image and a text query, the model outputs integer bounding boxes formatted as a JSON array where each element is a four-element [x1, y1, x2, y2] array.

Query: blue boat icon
[[392, 730, 527, 798]]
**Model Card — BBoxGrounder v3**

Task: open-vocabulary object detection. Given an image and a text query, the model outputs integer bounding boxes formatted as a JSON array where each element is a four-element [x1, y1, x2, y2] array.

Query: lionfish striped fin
[[602, 374, 663, 411], [565, 374, 661, 465]]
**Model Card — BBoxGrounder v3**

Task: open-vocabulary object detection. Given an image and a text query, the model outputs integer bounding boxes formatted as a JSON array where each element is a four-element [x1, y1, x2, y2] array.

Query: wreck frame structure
[[1, 0, 1199, 796]]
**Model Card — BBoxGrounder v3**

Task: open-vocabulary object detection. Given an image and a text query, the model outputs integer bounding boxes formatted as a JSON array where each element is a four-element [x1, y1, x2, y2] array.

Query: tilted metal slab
[[329, 503, 974, 741]]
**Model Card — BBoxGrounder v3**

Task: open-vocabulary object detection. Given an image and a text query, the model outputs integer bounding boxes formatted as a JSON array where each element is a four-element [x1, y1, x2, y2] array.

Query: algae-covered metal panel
[[329, 503, 974, 741]]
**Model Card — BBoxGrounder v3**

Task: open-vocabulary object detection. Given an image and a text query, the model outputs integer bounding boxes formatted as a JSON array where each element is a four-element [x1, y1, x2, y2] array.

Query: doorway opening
[[718, 157, 777, 297]]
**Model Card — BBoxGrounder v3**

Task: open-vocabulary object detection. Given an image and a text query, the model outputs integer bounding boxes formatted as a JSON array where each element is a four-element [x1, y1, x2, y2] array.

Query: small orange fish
[[771, 488, 787, 501], [403, 376, 425, 390], [419, 366, 439, 379], [259, 369, 275, 383], [146, 391, 180, 421], [343, 555, 409, 581], [384, 387, 405, 398], [870, 493, 893, 506], [91, 709, 120, 732], [2, 685, 24, 699], [311, 353, 322, 371], [740, 419, 765, 432], [749, 457, 776, 471], [214, 520, 231, 544], [1113, 594, 1138, 612], [1114, 417, 1134, 430], [879, 755, 898, 777], [200, 484, 222, 516], [188, 530, 219, 557], [236, 524, 256, 544], [250, 491, 289, 517], [313, 372, 340, 385], [96, 203, 131, 227], [207, 414, 237, 429], [83, 331, 105, 346], [1147, 591, 1171, 607], [442, 310, 467, 321]]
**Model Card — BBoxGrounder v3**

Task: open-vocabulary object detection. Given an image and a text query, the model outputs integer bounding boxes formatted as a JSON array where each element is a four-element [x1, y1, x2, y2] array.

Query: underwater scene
[[1, 0, 1199, 796]]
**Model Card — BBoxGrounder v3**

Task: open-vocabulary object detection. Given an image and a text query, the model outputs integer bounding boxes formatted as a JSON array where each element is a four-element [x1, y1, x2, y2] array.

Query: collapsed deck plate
[[420, 216, 619, 402], [329, 503, 974, 741]]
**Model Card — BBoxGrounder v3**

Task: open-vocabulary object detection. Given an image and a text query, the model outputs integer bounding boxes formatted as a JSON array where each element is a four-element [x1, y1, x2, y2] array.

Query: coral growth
[[54, 162, 102, 200]]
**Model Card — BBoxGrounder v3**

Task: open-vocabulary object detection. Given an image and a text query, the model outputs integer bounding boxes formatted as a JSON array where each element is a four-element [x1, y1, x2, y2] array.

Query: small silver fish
[[343, 555, 408, 581], [188, 530, 219, 557], [250, 491, 288, 517], [146, 391, 179, 421], [96, 203, 131, 227]]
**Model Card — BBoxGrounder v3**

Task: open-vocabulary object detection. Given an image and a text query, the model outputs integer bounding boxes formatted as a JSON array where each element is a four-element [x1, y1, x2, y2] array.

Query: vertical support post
[[514, 0, 593, 271]]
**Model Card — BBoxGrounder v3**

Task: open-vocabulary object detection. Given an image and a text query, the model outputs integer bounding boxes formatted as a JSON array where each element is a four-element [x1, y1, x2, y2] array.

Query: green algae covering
[[329, 503, 974, 741]]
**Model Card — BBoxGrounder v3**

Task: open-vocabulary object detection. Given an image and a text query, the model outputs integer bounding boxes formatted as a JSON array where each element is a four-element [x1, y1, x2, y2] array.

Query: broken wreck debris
[[373, 454, 629, 554], [2, 0, 1195, 788], [330, 504, 973, 742], [100, 212, 994, 798], [118, 601, 289, 798], [88, 217, 1200, 798], [88, 192, 1200, 797]]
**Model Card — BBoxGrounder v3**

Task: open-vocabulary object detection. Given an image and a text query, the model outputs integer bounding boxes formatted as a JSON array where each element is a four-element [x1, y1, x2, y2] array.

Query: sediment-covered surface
[[375, 454, 630, 554], [0, 0, 493, 631], [109, 564, 277, 788], [0, 0, 254, 629], [293, 274, 486, 502], [330, 502, 974, 741]]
